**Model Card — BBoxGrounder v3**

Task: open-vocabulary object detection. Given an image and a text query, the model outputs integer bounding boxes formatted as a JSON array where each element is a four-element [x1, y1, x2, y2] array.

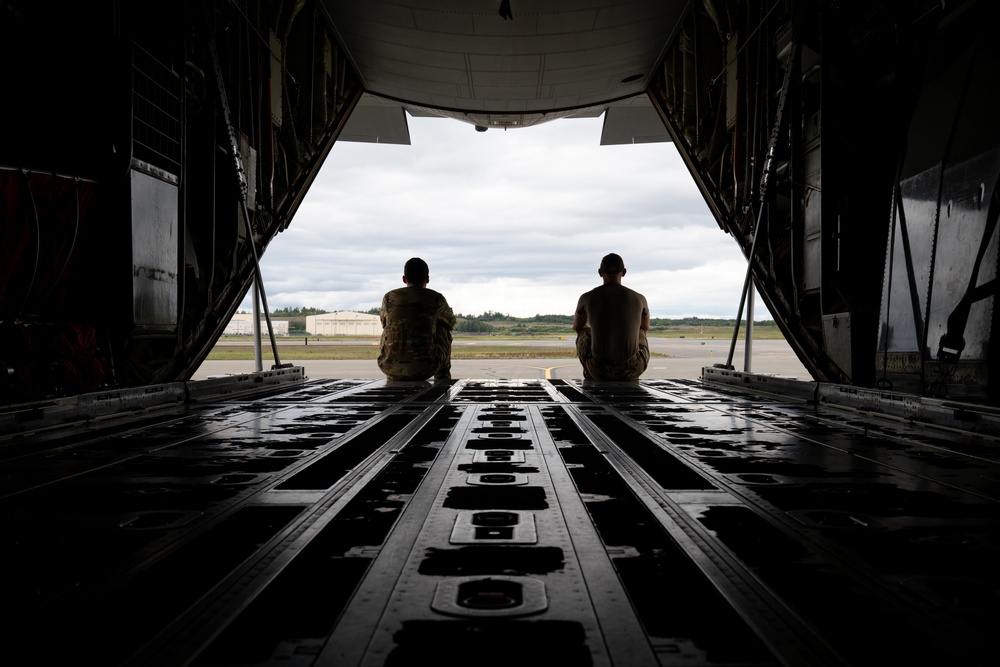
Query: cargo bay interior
[[2, 2, 998, 665]]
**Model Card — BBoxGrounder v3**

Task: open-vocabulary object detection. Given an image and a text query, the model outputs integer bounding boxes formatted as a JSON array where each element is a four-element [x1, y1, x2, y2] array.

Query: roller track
[[3, 377, 998, 665]]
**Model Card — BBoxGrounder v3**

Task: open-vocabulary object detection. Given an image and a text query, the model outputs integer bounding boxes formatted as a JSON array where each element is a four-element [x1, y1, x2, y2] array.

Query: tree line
[[259, 308, 777, 334], [269, 307, 331, 317], [452, 314, 779, 334]]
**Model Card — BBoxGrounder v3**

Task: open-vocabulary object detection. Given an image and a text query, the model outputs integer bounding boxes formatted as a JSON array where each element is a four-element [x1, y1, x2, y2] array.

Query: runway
[[193, 338, 811, 382]]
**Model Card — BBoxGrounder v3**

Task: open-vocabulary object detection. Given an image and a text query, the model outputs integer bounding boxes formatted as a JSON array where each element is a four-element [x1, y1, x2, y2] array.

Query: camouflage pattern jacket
[[377, 286, 455, 380]]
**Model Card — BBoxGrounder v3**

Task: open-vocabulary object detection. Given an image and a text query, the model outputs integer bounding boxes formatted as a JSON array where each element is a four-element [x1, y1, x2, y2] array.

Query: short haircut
[[404, 257, 430, 282], [600, 253, 625, 274]]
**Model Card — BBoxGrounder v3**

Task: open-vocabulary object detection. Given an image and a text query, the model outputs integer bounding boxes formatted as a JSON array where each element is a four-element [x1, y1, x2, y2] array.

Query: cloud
[[242, 114, 758, 318]]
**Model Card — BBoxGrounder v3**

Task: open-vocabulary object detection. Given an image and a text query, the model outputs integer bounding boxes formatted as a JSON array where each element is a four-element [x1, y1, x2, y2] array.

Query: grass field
[[207, 343, 583, 361], [648, 325, 784, 340], [207, 327, 779, 361]]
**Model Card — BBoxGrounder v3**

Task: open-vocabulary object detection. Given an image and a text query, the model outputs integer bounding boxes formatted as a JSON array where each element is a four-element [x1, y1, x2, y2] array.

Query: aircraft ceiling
[[325, 0, 683, 139]]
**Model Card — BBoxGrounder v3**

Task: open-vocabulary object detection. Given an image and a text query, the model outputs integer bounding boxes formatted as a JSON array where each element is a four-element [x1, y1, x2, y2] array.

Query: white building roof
[[312, 311, 380, 322]]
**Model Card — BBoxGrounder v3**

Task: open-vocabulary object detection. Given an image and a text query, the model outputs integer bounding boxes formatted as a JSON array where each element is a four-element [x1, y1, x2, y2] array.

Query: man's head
[[599, 253, 626, 280], [403, 257, 430, 286]]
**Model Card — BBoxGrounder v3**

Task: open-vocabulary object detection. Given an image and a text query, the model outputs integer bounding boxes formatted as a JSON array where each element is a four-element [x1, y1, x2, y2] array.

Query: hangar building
[[306, 311, 382, 336], [224, 314, 289, 336]]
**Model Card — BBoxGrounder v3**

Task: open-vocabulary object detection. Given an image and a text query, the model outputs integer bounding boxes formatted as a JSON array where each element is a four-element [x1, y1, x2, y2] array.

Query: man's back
[[573, 253, 650, 381], [578, 283, 648, 361], [381, 286, 449, 351], [378, 285, 454, 380]]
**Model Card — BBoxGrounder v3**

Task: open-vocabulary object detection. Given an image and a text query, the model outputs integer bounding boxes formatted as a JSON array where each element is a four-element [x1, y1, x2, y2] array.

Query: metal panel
[[883, 167, 941, 353], [803, 144, 823, 292], [821, 312, 852, 377], [600, 103, 671, 145], [924, 151, 1000, 363], [725, 37, 738, 129], [269, 31, 282, 127], [130, 164, 178, 332], [338, 102, 412, 144]]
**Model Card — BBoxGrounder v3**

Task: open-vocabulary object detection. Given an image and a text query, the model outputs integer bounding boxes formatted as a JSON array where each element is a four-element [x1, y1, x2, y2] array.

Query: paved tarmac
[[192, 338, 811, 382]]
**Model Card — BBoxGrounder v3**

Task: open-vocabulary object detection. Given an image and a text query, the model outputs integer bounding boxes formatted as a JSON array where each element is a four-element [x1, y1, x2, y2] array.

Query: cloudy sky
[[240, 114, 763, 319]]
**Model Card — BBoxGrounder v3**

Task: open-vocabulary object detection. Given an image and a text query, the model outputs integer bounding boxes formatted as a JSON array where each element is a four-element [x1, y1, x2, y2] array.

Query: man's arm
[[640, 306, 650, 332], [573, 297, 587, 332], [438, 295, 456, 331]]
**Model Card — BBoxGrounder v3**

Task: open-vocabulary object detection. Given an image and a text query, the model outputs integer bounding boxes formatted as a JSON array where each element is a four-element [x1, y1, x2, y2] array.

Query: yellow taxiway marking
[[524, 364, 575, 379]]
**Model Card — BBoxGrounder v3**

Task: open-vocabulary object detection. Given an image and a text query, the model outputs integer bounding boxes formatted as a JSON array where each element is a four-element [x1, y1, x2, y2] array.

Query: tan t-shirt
[[575, 284, 649, 361]]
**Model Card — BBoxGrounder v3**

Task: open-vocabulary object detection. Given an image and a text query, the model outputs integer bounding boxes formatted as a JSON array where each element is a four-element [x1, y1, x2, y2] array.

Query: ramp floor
[[2, 378, 997, 665]]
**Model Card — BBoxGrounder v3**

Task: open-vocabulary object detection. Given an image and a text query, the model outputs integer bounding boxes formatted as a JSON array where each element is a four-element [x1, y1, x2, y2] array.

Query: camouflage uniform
[[377, 286, 455, 380], [575, 328, 650, 380]]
